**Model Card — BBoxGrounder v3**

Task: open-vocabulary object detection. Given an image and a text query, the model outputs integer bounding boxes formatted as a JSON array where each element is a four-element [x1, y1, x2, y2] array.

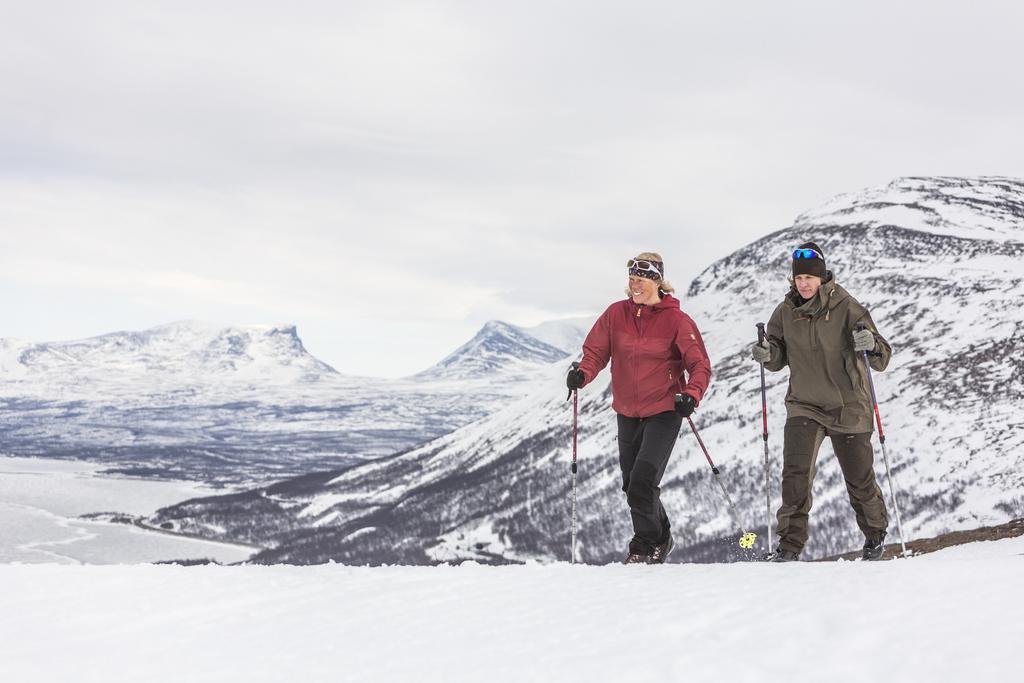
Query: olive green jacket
[[763, 273, 892, 434]]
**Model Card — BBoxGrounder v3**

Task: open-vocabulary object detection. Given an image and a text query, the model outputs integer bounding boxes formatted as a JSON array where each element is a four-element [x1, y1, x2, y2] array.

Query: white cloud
[[1, 1, 1023, 376]]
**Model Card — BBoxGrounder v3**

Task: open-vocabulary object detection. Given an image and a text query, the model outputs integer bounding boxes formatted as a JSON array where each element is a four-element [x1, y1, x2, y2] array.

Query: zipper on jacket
[[635, 306, 642, 409], [630, 309, 638, 411]]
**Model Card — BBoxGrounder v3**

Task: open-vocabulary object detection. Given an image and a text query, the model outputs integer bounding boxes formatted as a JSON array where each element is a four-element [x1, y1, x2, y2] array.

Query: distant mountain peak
[[415, 319, 570, 380], [0, 320, 338, 384], [478, 320, 518, 335]]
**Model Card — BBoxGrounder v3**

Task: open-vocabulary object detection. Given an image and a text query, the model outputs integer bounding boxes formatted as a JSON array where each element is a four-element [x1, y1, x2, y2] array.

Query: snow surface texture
[[2, 536, 1022, 683], [0, 318, 588, 485], [149, 176, 1024, 565]]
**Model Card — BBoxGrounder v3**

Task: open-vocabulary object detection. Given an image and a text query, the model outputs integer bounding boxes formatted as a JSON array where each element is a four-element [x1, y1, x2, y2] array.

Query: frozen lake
[[0, 456, 256, 564]]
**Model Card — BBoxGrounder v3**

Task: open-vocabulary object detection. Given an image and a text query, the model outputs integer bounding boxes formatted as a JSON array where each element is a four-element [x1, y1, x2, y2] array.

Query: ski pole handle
[[855, 322, 875, 365], [566, 361, 581, 402], [756, 322, 766, 345]]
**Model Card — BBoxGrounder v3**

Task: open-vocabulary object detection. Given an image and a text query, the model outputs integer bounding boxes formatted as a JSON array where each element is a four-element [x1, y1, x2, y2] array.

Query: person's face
[[794, 274, 823, 299], [628, 275, 659, 303]]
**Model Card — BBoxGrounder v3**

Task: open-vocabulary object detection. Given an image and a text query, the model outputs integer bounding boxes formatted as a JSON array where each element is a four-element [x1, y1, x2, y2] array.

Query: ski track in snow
[[2, 536, 1022, 683]]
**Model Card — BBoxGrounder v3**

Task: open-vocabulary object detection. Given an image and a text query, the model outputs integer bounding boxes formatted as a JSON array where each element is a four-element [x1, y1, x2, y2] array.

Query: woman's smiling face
[[628, 275, 660, 304]]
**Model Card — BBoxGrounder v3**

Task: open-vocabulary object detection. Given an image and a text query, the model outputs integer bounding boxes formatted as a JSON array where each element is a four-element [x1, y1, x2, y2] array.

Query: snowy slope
[[0, 321, 566, 485], [683, 175, 1024, 542], [151, 176, 1024, 563], [2, 535, 1023, 683], [794, 175, 1023, 243]]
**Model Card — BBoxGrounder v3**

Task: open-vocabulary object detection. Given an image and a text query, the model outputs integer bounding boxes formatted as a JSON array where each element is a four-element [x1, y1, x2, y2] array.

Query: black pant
[[617, 410, 682, 554]]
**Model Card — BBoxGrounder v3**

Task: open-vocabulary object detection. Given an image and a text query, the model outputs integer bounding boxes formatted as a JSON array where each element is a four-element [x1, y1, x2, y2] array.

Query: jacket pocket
[[842, 352, 864, 393]]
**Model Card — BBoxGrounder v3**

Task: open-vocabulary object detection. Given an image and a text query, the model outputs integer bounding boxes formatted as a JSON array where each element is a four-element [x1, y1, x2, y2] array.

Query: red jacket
[[579, 294, 712, 418]]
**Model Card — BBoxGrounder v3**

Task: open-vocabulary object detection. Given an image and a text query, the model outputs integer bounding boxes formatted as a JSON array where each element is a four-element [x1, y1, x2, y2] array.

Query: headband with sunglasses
[[627, 258, 663, 279]]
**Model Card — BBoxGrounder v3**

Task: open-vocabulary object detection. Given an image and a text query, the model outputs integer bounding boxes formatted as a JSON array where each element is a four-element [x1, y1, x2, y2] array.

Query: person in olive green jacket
[[750, 241, 892, 562]]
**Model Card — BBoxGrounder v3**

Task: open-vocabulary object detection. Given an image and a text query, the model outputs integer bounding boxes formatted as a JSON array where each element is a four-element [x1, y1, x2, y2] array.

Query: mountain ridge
[[147, 175, 1024, 563], [0, 317, 592, 485], [0, 319, 339, 384], [413, 320, 575, 380]]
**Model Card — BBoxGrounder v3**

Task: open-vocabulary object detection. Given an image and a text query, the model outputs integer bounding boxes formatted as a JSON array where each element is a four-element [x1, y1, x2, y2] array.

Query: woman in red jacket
[[567, 252, 712, 564]]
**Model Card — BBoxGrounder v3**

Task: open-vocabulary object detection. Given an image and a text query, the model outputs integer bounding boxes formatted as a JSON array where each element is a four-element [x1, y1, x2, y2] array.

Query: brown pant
[[776, 417, 888, 554]]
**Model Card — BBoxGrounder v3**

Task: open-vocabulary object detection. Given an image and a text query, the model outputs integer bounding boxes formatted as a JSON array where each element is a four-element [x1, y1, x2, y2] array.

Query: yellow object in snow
[[739, 533, 757, 549]]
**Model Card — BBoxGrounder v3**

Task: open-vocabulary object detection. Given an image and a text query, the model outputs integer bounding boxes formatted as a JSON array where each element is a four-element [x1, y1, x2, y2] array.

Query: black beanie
[[792, 241, 827, 279]]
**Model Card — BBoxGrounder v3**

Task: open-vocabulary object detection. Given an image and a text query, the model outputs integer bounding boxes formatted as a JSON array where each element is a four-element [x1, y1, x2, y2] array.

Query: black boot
[[768, 547, 800, 562], [862, 531, 887, 561]]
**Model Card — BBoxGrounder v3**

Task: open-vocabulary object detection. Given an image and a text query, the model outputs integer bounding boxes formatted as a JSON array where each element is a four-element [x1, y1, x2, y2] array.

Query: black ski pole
[[856, 323, 908, 556], [569, 361, 580, 563], [756, 323, 772, 556], [679, 401, 757, 550]]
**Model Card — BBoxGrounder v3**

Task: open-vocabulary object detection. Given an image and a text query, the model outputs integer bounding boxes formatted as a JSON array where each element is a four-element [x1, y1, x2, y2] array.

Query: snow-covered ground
[[2, 535, 1021, 682], [0, 457, 255, 564]]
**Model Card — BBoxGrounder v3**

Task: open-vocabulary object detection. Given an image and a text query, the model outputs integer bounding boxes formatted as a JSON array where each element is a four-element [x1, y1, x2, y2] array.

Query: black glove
[[566, 368, 585, 391], [674, 393, 696, 418]]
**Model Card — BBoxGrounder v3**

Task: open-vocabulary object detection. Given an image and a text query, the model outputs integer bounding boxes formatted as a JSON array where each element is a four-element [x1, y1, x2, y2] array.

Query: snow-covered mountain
[[414, 320, 572, 380], [0, 321, 337, 386], [149, 176, 1024, 563], [0, 320, 578, 485]]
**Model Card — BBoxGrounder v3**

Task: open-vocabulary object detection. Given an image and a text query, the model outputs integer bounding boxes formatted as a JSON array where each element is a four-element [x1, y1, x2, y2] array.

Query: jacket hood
[[785, 271, 850, 317]]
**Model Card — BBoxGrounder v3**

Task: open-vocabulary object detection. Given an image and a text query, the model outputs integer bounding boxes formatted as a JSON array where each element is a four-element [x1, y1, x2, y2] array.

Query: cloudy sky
[[2, 1, 1022, 376]]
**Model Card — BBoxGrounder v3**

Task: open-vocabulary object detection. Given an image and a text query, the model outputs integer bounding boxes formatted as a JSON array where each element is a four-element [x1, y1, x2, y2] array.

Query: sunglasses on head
[[627, 258, 663, 278], [792, 248, 823, 260]]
